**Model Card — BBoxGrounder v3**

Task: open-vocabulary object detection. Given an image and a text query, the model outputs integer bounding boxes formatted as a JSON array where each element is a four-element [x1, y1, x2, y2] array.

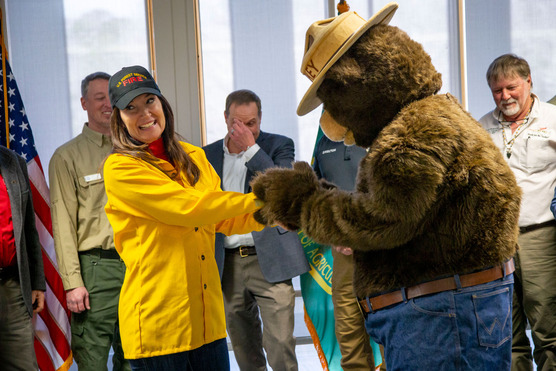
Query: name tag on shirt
[[321, 148, 337, 155], [527, 128, 551, 139], [84, 173, 102, 182]]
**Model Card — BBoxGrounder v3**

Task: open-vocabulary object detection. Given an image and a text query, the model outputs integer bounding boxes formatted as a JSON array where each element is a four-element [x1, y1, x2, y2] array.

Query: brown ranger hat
[[297, 2, 398, 116]]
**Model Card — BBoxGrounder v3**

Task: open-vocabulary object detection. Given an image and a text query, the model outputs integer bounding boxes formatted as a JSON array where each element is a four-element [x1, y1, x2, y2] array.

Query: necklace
[[497, 97, 534, 159]]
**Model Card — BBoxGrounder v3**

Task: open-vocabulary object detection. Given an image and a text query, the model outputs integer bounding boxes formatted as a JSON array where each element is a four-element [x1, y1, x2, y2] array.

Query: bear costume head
[[251, 2, 519, 297], [298, 5, 442, 148], [319, 24, 443, 147]]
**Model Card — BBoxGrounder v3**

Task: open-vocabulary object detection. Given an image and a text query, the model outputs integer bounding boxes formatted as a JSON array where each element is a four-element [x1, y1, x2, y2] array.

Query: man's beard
[[500, 98, 520, 117]]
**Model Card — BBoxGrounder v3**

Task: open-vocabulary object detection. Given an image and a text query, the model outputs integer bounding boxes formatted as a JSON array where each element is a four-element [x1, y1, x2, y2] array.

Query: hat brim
[[297, 2, 398, 116], [114, 87, 162, 110]]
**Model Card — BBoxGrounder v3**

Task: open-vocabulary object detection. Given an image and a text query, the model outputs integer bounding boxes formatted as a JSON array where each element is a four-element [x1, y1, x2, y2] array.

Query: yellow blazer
[[104, 142, 262, 359]]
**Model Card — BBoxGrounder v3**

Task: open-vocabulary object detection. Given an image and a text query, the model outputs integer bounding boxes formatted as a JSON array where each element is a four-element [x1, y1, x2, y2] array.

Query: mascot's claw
[[251, 161, 320, 230]]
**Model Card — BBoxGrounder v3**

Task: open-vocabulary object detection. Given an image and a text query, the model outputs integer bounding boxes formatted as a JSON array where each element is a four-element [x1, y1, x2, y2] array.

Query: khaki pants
[[511, 226, 556, 371], [72, 252, 130, 371], [332, 249, 386, 370], [0, 277, 38, 370], [222, 252, 298, 371]]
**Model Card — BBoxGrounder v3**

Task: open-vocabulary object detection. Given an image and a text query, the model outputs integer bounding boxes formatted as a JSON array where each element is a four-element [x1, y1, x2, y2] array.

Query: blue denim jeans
[[128, 338, 230, 371], [364, 274, 514, 371]]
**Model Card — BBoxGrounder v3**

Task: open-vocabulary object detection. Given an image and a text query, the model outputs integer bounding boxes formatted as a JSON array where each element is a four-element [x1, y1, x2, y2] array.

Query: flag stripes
[[0, 23, 73, 370]]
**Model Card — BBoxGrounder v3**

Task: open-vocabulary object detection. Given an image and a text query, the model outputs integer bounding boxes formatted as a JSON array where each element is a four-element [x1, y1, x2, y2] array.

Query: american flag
[[1, 29, 73, 371]]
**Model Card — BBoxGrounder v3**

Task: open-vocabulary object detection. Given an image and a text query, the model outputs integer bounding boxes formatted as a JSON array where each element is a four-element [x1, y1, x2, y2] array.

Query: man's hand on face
[[229, 119, 256, 152]]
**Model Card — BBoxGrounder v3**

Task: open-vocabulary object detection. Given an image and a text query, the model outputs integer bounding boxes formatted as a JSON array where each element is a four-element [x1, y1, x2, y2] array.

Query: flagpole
[[0, 8, 10, 148]]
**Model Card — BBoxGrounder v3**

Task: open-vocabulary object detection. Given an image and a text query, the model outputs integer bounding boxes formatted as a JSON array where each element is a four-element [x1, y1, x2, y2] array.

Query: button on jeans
[[364, 274, 514, 371]]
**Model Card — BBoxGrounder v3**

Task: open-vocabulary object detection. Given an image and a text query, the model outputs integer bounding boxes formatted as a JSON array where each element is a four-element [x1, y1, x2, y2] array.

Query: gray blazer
[[0, 146, 45, 315], [203, 131, 309, 283]]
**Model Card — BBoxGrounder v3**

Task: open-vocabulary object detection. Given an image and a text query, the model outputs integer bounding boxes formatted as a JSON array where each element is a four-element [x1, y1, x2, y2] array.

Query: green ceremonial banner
[[299, 229, 342, 370], [299, 126, 382, 370]]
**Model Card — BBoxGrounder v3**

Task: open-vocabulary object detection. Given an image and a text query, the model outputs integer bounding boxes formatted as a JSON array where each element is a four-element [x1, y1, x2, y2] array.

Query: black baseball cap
[[109, 65, 161, 109]]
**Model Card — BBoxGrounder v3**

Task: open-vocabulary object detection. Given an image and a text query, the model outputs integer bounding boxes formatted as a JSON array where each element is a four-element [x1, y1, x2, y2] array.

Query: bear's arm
[[300, 118, 461, 251]]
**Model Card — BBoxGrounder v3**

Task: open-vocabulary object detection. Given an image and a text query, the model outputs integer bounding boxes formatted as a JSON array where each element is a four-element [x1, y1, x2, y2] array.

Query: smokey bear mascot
[[251, 3, 519, 370]]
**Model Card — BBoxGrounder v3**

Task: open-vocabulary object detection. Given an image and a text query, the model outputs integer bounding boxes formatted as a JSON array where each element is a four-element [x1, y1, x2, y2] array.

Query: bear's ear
[[320, 109, 348, 141]]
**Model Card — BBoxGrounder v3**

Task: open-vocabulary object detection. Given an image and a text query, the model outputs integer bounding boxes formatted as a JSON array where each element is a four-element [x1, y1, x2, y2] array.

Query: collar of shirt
[[148, 137, 170, 162], [221, 139, 259, 247], [222, 139, 249, 193], [222, 138, 259, 158], [83, 123, 111, 147], [222, 140, 260, 192]]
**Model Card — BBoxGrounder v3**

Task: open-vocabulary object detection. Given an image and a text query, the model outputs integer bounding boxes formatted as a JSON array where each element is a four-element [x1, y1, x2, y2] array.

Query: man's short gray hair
[[486, 54, 531, 87], [81, 72, 111, 98]]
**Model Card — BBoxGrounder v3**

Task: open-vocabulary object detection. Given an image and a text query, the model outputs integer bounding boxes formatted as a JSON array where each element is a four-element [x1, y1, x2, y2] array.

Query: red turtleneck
[[148, 137, 170, 162]]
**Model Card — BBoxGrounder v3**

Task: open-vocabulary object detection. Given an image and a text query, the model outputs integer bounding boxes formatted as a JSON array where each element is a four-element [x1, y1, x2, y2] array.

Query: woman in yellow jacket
[[104, 66, 263, 371]]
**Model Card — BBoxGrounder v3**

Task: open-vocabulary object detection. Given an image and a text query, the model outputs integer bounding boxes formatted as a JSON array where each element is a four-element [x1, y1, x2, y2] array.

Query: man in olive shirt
[[49, 72, 129, 371]]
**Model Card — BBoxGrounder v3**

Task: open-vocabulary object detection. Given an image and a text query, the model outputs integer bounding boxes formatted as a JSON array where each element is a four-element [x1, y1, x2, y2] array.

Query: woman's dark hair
[[110, 94, 200, 186]]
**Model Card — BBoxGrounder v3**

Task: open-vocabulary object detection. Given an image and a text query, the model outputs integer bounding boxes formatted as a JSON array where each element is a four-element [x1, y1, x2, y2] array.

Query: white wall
[[2, 0, 72, 171], [151, 0, 204, 146]]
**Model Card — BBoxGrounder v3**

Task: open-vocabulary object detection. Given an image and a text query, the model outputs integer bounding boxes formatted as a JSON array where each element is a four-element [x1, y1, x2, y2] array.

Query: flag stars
[[1, 59, 40, 164]]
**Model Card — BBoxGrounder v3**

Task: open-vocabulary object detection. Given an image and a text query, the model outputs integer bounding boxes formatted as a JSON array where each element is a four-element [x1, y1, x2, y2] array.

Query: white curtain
[[5, 0, 150, 182]]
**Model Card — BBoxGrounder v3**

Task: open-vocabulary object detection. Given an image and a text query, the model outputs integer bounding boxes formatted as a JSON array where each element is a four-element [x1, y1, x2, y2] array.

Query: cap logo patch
[[116, 73, 149, 88]]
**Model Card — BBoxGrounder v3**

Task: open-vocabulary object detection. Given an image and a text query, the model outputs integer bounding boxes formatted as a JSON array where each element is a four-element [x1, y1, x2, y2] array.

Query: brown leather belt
[[519, 220, 556, 234], [0, 264, 18, 282], [226, 245, 257, 257], [359, 259, 515, 314]]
